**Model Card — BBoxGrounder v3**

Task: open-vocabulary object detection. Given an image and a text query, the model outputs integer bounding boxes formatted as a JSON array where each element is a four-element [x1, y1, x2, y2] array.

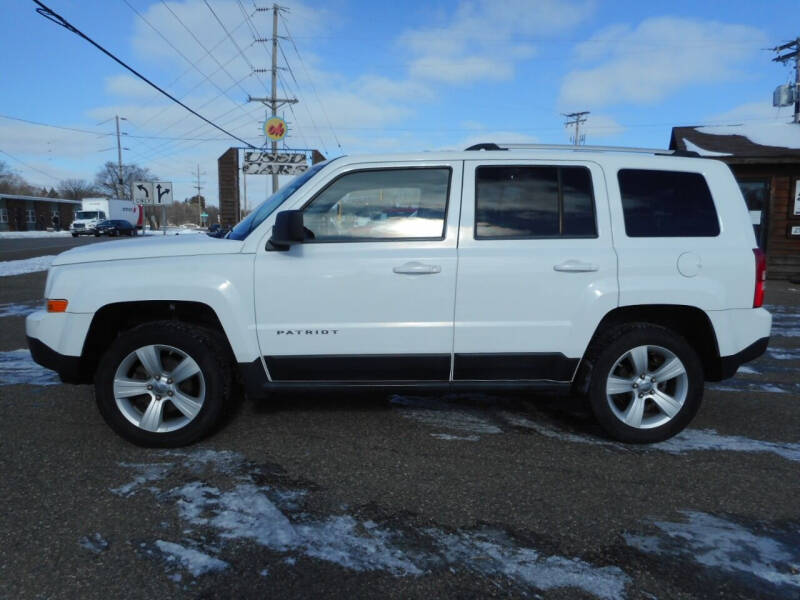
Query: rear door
[[453, 160, 618, 381]]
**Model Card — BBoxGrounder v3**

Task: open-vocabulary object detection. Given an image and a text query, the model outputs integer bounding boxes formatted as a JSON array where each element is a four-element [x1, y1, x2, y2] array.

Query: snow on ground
[[697, 122, 800, 149], [141, 227, 205, 236], [0, 255, 55, 277], [154, 540, 229, 577], [626, 511, 800, 592], [764, 304, 800, 338], [0, 301, 40, 317], [390, 395, 503, 434], [653, 429, 800, 462], [681, 138, 731, 157], [497, 410, 800, 463], [0, 349, 60, 386], [78, 533, 109, 554], [768, 348, 800, 360], [0, 231, 73, 239], [706, 380, 796, 394], [114, 450, 630, 597]]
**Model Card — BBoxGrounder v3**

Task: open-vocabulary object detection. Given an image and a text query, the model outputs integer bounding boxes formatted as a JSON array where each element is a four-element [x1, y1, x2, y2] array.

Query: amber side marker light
[[46, 299, 68, 313]]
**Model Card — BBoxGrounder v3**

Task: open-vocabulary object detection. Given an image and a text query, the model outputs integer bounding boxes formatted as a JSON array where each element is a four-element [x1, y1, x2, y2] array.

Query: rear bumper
[[27, 335, 83, 383], [717, 336, 770, 380]]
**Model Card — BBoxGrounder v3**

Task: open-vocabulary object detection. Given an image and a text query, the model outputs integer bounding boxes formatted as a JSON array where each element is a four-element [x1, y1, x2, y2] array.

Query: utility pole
[[772, 37, 800, 124], [250, 3, 298, 193], [563, 111, 589, 145], [115, 115, 127, 197], [192, 164, 206, 226]]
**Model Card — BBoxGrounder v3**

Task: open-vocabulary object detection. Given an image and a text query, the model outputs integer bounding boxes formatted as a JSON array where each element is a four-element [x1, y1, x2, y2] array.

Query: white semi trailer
[[70, 198, 141, 237]]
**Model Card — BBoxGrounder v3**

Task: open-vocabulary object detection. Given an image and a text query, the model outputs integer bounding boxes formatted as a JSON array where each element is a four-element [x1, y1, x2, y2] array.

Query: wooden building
[[670, 124, 800, 280], [0, 193, 81, 232]]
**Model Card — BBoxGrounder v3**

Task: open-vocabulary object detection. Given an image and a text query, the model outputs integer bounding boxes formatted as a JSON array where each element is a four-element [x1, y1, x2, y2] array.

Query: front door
[[254, 161, 462, 382], [453, 160, 618, 381]]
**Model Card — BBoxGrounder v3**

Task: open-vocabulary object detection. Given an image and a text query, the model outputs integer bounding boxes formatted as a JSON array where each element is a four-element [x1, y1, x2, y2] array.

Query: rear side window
[[475, 165, 596, 239], [618, 169, 719, 237]]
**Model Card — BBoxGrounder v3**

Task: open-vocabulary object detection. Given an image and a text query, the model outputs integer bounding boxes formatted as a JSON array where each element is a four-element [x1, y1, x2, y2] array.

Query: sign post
[[133, 181, 172, 234]]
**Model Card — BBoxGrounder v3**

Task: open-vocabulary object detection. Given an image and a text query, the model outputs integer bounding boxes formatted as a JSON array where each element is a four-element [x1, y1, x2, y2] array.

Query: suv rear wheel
[[95, 321, 231, 447], [587, 324, 703, 443]]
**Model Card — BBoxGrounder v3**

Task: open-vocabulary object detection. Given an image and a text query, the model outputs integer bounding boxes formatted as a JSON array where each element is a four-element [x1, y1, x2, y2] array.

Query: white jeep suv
[[26, 144, 772, 447]]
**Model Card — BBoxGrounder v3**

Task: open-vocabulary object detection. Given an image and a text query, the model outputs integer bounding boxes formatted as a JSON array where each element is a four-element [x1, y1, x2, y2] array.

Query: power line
[[32, 0, 256, 148], [281, 15, 341, 150], [203, 0, 254, 71], [120, 0, 256, 131], [0, 148, 61, 183]]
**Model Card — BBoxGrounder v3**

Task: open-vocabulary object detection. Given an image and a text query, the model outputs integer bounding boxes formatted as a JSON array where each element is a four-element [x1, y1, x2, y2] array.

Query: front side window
[[303, 168, 450, 241], [0, 208, 8, 224], [475, 165, 596, 239], [227, 160, 329, 241], [618, 169, 719, 237]]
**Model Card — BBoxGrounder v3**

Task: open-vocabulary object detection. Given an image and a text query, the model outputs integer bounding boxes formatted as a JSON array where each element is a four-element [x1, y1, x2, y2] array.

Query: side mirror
[[268, 210, 305, 250]]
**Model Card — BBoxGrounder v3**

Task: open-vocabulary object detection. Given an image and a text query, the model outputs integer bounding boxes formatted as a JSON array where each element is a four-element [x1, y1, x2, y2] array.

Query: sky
[[0, 0, 798, 208]]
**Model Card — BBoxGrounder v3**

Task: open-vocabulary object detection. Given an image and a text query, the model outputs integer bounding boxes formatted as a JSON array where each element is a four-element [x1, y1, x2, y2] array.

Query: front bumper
[[27, 335, 83, 383], [25, 310, 93, 383]]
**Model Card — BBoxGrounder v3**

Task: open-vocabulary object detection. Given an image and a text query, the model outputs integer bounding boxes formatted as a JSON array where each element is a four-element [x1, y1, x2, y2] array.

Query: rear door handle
[[553, 260, 599, 273], [393, 262, 442, 275]]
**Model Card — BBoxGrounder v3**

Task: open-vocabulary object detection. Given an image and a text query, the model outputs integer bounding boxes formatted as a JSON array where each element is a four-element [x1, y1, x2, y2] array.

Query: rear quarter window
[[617, 169, 720, 237]]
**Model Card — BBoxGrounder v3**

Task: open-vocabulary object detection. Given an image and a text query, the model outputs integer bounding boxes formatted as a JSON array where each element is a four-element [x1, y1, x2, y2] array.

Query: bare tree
[[57, 178, 98, 200], [94, 162, 157, 200], [0, 160, 31, 194]]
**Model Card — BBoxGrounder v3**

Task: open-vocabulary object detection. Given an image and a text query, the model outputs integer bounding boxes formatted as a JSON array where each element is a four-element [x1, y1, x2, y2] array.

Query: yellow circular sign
[[264, 116, 287, 141]]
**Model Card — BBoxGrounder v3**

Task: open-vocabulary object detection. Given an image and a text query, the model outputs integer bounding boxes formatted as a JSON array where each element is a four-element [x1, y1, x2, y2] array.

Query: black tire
[[95, 321, 232, 447], [586, 323, 703, 444], [71, 233, 78, 238]]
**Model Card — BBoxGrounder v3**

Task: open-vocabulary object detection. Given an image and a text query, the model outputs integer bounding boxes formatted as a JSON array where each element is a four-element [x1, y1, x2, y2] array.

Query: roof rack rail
[[464, 142, 700, 158]]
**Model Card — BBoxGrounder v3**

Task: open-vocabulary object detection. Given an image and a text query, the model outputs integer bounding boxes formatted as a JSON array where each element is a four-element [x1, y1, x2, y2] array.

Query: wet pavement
[[1, 246, 799, 599]]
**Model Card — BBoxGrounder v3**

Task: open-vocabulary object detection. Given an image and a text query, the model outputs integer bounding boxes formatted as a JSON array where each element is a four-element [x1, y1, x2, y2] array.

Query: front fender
[[47, 254, 259, 363]]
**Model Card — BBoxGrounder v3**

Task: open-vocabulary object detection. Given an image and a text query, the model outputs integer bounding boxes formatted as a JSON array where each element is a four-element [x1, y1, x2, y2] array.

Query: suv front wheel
[[95, 321, 231, 447], [587, 324, 703, 444]]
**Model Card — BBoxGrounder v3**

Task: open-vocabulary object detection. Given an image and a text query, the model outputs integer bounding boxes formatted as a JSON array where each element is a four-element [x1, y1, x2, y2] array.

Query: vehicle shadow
[[250, 387, 609, 441]]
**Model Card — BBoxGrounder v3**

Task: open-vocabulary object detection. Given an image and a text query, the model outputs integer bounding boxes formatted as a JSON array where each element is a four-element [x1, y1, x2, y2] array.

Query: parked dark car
[[95, 220, 136, 237]]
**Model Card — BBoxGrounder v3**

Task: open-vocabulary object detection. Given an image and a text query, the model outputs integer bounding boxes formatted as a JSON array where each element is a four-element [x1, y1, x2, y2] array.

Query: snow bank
[[0, 231, 72, 239], [0, 255, 55, 276]]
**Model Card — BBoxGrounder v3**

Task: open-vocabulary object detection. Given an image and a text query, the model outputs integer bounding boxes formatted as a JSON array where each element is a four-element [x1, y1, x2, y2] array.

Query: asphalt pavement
[[1, 236, 799, 599]]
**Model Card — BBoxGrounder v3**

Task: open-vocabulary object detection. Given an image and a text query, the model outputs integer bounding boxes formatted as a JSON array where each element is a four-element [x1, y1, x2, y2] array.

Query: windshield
[[75, 211, 101, 220], [226, 161, 330, 241]]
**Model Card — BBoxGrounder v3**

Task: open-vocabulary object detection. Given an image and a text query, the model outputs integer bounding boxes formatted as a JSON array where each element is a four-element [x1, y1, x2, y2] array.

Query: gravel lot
[[1, 237, 799, 599]]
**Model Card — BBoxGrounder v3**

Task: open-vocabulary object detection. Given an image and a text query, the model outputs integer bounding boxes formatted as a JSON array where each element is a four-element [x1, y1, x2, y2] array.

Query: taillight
[[753, 248, 766, 308]]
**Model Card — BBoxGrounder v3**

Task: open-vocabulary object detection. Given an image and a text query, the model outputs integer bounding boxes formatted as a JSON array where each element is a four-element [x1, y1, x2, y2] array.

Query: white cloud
[[704, 100, 792, 125], [105, 74, 158, 99], [581, 114, 626, 140], [401, 0, 592, 85], [559, 17, 767, 108]]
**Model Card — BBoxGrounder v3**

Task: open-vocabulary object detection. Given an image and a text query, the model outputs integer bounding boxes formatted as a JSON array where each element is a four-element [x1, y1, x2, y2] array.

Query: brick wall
[[218, 148, 240, 228]]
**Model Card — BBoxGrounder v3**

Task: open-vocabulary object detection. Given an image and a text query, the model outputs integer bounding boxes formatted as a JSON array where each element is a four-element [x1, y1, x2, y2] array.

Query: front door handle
[[393, 262, 442, 275], [553, 260, 599, 273]]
